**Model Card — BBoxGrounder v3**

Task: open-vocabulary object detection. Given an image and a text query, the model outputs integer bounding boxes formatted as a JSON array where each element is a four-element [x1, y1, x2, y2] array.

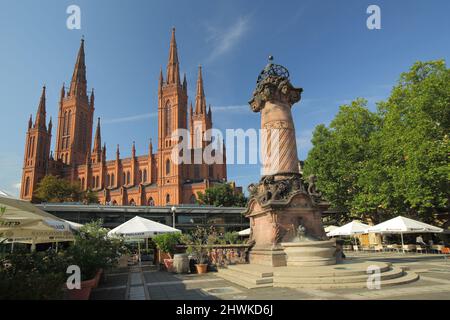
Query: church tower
[[189, 66, 215, 181], [54, 38, 95, 167], [20, 86, 52, 200], [157, 28, 188, 205]]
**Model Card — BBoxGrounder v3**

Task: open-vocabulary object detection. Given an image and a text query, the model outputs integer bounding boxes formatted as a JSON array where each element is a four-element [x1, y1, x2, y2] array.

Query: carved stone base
[[281, 240, 336, 267], [249, 247, 286, 267]]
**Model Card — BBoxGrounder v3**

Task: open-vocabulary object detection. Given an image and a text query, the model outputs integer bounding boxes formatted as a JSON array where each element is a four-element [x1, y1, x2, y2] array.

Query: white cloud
[[102, 112, 157, 124], [212, 105, 248, 113], [205, 16, 250, 63]]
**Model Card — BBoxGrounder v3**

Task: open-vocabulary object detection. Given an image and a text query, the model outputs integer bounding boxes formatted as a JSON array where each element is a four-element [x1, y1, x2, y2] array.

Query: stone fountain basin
[[281, 240, 336, 266]]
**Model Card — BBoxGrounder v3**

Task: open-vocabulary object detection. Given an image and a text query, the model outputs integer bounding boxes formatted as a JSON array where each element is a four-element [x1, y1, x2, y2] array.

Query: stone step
[[218, 268, 273, 285], [273, 271, 419, 289], [272, 262, 391, 278], [274, 267, 404, 284], [216, 271, 273, 289], [225, 264, 274, 278]]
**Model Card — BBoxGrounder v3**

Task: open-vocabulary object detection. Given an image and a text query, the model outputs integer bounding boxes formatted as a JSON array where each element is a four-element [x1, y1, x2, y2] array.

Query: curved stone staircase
[[216, 260, 419, 289]]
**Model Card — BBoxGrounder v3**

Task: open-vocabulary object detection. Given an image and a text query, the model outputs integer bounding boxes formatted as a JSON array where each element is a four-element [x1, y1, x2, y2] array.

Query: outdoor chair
[[352, 245, 359, 251], [402, 244, 416, 253], [373, 244, 384, 252], [431, 245, 444, 254], [390, 244, 401, 252], [415, 245, 427, 254]]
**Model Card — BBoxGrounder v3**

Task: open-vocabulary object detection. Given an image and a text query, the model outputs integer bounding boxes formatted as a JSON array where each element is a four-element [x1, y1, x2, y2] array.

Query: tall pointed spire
[[132, 141, 136, 158], [28, 114, 33, 129], [34, 86, 47, 129], [182, 73, 187, 92], [116, 144, 120, 159], [93, 117, 102, 153], [90, 88, 95, 109], [158, 67, 164, 94], [166, 27, 180, 85], [48, 117, 53, 135], [195, 66, 206, 114], [69, 38, 87, 97]]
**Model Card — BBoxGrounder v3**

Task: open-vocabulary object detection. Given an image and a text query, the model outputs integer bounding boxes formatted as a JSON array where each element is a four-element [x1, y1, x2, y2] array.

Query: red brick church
[[20, 29, 233, 206]]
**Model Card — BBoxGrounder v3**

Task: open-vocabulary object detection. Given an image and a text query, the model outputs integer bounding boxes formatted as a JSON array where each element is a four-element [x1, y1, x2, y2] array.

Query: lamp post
[[171, 206, 176, 228]]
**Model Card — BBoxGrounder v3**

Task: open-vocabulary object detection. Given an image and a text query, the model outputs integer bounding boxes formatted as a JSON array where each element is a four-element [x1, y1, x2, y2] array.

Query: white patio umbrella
[[365, 216, 444, 252], [108, 216, 181, 262], [108, 216, 181, 239], [327, 221, 369, 237], [324, 225, 339, 233], [327, 221, 370, 246], [0, 195, 74, 251], [238, 228, 250, 236]]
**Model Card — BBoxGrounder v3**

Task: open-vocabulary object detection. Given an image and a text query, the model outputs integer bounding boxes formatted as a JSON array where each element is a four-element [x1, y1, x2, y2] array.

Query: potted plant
[[152, 233, 181, 272], [181, 227, 218, 274], [65, 220, 125, 300]]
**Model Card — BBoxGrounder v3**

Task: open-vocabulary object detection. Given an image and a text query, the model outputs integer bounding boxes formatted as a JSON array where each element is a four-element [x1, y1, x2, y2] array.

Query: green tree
[[304, 98, 381, 222], [197, 183, 247, 207], [33, 175, 99, 204], [34, 175, 81, 203], [376, 60, 449, 222], [304, 60, 449, 225]]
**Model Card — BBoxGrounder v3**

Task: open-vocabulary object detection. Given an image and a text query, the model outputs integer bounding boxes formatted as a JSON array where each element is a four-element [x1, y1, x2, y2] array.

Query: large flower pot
[[67, 277, 96, 300], [164, 258, 174, 272], [195, 264, 208, 274]]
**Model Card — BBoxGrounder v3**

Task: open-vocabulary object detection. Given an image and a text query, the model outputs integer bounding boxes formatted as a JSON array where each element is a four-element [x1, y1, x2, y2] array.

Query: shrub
[[152, 233, 181, 259]]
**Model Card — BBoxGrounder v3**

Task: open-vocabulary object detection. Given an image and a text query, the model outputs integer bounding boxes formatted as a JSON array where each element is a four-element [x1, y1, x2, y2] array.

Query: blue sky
[[0, 0, 449, 196]]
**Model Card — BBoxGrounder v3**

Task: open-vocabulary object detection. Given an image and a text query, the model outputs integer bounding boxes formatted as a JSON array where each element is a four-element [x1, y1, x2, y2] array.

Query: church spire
[[166, 27, 180, 85], [195, 66, 206, 114], [69, 38, 87, 97], [34, 86, 47, 129], [93, 117, 102, 154]]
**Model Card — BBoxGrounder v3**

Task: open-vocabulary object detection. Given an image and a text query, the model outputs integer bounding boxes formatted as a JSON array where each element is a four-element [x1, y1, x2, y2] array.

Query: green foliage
[[180, 226, 218, 264], [33, 175, 99, 204], [223, 231, 240, 244], [0, 248, 67, 300], [152, 233, 181, 259], [66, 219, 126, 280], [197, 183, 247, 207], [304, 60, 449, 224]]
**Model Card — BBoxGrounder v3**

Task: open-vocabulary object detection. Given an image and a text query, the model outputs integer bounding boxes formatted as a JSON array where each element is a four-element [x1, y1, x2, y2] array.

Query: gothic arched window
[[24, 177, 30, 196], [126, 171, 130, 185], [166, 159, 171, 175], [143, 169, 147, 183], [165, 101, 172, 137], [111, 174, 115, 186], [148, 197, 155, 206], [166, 194, 170, 204], [139, 170, 142, 183]]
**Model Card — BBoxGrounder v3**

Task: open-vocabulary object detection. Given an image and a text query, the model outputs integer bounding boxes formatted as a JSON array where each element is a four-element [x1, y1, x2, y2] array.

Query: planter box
[[67, 277, 96, 300]]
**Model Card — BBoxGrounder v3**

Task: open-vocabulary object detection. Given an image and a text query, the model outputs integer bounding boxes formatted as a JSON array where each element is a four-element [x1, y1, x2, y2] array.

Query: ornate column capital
[[249, 64, 303, 112]]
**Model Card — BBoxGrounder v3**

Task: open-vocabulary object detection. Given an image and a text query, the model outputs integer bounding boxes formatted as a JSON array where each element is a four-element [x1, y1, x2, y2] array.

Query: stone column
[[250, 70, 302, 177], [245, 59, 333, 267]]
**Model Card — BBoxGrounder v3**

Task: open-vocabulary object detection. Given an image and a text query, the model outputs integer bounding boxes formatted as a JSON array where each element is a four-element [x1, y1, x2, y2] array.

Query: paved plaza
[[91, 253, 450, 300]]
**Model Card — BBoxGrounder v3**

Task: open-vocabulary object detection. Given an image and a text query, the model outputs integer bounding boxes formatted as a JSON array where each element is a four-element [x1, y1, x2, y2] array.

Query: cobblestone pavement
[[90, 253, 450, 300]]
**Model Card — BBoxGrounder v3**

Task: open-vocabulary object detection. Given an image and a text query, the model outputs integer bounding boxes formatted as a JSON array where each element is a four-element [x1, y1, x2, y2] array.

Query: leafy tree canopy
[[196, 183, 247, 207], [304, 60, 449, 225], [33, 175, 99, 204]]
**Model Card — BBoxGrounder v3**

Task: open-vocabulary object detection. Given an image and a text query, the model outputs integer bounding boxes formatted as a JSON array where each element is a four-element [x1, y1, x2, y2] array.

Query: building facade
[[21, 29, 231, 206]]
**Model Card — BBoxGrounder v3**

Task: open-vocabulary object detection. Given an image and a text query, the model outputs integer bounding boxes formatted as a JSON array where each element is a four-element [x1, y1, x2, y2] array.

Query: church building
[[20, 28, 233, 206]]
